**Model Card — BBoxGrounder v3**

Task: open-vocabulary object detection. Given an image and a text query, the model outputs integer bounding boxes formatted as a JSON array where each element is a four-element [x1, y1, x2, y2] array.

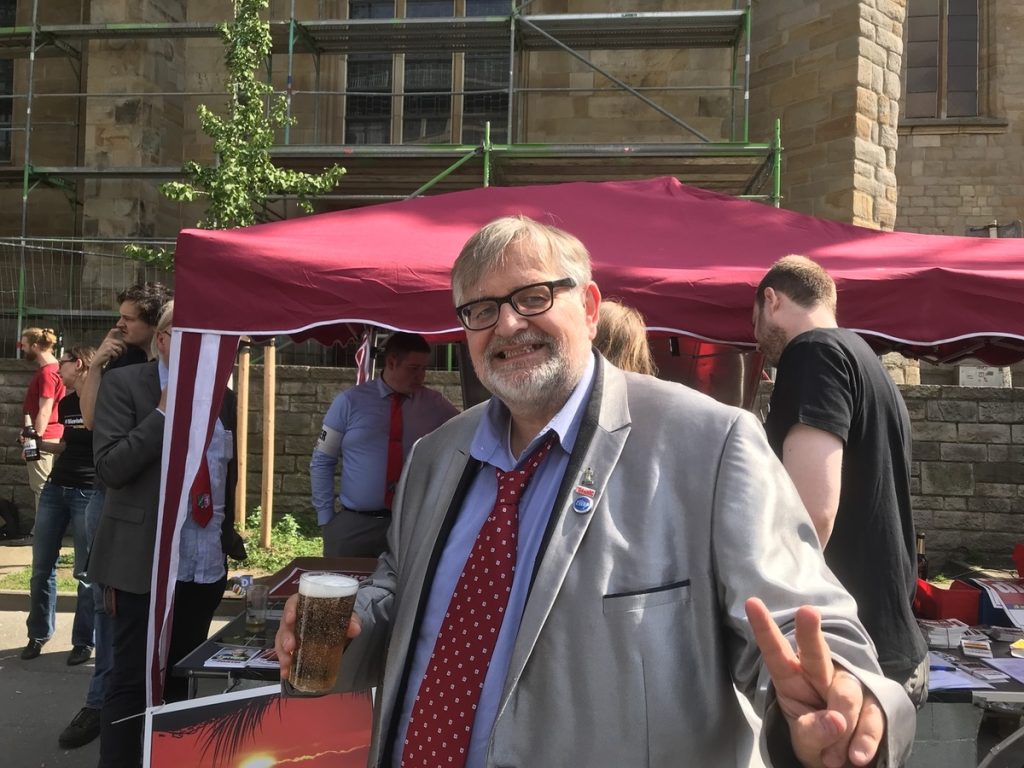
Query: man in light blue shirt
[[310, 332, 459, 556]]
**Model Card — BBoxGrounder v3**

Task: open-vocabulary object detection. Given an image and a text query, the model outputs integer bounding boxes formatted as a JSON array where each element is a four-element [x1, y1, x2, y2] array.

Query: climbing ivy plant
[[127, 0, 345, 269]]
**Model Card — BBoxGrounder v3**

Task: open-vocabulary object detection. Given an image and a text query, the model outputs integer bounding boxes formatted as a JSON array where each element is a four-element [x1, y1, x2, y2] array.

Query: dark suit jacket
[[87, 361, 243, 594]]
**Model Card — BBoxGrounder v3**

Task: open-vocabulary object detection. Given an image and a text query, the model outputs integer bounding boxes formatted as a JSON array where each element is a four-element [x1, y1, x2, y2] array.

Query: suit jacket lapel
[[500, 358, 632, 706]]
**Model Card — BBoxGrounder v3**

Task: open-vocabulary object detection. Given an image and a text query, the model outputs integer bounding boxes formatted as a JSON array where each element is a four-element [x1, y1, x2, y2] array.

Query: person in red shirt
[[19, 327, 66, 535]]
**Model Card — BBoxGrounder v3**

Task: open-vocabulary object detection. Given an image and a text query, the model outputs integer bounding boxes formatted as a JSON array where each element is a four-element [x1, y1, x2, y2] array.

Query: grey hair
[[451, 215, 593, 305]]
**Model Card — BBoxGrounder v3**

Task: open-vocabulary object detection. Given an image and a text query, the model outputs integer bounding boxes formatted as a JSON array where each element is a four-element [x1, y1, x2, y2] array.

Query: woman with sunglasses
[[22, 345, 99, 668]]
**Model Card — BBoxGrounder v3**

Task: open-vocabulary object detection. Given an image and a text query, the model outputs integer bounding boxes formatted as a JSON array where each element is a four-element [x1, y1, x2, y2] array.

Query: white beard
[[477, 331, 583, 415]]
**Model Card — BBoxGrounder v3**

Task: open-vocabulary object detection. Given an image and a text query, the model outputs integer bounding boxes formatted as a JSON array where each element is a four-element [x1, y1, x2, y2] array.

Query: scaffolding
[[0, 0, 782, 349]]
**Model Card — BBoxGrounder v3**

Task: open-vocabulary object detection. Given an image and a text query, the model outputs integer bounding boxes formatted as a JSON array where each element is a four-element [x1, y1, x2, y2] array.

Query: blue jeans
[[26, 482, 95, 647], [85, 487, 112, 710]]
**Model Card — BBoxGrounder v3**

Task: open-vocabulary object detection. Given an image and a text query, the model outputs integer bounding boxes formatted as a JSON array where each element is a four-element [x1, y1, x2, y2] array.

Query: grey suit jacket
[[87, 361, 164, 594], [341, 357, 915, 767]]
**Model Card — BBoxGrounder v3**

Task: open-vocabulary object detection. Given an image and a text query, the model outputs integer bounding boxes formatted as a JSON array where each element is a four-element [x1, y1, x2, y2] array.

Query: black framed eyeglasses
[[455, 278, 577, 331], [59, 356, 77, 365]]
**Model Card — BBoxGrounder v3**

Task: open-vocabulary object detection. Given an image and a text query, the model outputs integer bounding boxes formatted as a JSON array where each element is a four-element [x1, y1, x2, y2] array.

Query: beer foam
[[298, 572, 359, 598]]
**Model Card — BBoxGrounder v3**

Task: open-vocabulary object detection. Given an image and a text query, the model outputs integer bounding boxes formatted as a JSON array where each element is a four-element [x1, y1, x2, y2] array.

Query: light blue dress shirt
[[310, 378, 459, 524], [393, 354, 596, 768], [159, 360, 230, 584]]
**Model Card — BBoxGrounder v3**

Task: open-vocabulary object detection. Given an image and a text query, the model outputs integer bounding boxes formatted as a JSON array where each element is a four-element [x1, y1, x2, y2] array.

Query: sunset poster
[[144, 685, 373, 767]]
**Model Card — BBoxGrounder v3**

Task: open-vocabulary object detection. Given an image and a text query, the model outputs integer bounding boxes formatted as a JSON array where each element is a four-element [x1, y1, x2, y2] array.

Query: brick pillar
[[81, 0, 186, 240], [750, 0, 907, 231]]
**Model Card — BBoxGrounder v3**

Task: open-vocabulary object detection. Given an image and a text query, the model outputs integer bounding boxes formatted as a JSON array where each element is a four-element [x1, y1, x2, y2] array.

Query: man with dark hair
[[753, 254, 928, 707], [311, 332, 459, 557], [58, 281, 172, 751]]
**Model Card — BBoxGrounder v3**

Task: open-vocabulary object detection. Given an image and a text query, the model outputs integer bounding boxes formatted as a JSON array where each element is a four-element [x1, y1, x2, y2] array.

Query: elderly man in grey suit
[[277, 216, 915, 768]]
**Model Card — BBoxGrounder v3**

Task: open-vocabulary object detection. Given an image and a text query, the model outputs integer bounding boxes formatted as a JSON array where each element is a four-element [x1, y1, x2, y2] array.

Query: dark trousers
[[98, 578, 226, 767], [321, 505, 389, 557], [164, 578, 226, 703], [99, 588, 149, 768]]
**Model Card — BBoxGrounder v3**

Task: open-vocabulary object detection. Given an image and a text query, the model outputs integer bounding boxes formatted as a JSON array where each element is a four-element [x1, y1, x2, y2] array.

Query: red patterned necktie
[[385, 392, 404, 508], [400, 435, 556, 768], [190, 456, 213, 527]]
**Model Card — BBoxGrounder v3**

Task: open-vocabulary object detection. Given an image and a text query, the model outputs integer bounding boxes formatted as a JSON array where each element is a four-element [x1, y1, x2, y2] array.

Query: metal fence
[[0, 237, 456, 369]]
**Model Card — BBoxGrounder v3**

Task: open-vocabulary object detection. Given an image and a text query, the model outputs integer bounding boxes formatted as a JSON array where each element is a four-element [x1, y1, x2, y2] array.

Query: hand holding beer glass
[[278, 572, 360, 694]]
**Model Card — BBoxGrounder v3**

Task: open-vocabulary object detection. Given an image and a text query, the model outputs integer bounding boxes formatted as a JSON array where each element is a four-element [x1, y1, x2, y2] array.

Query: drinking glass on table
[[245, 584, 270, 633]]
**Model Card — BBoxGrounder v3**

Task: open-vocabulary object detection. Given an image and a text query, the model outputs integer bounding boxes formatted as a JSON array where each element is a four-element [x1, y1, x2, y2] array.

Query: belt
[[348, 508, 391, 519]]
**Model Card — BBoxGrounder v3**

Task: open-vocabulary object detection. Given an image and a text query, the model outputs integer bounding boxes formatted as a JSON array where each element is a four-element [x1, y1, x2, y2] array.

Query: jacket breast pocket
[[602, 579, 691, 615], [105, 503, 147, 525]]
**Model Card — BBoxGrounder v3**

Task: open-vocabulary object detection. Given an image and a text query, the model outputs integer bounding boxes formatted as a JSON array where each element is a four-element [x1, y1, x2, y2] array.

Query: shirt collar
[[471, 351, 596, 471], [158, 358, 169, 390]]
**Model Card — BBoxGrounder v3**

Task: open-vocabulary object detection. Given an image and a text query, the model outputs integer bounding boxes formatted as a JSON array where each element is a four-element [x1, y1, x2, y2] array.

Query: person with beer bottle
[[17, 327, 66, 537]]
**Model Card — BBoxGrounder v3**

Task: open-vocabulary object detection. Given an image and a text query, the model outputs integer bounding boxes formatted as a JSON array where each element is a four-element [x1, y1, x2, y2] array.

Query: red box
[[913, 578, 980, 624]]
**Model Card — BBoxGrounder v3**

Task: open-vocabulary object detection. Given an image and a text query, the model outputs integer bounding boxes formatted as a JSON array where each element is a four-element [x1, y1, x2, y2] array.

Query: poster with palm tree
[[144, 684, 372, 767]]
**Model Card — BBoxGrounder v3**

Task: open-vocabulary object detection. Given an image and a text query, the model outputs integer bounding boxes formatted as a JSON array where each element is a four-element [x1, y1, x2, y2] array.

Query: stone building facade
[[895, 2, 1024, 236]]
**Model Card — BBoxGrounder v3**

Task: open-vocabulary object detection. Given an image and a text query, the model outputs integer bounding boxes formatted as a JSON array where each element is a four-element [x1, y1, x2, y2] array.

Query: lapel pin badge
[[581, 467, 595, 487], [572, 496, 593, 514]]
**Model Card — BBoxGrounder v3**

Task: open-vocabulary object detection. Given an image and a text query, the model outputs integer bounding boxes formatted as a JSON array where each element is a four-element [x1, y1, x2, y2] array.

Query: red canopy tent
[[146, 177, 1024, 704]]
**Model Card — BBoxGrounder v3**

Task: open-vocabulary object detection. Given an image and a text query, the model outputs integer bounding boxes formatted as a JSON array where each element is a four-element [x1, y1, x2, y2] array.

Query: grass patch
[[229, 507, 322, 575], [0, 509, 322, 591], [0, 562, 80, 593]]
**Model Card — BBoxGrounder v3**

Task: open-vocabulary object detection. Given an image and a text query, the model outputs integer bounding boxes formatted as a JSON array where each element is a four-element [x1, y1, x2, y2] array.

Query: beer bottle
[[916, 532, 929, 581], [21, 415, 40, 462]]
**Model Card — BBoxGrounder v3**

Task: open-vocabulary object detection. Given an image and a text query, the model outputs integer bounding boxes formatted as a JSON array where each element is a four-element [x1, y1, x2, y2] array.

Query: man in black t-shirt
[[753, 255, 928, 708]]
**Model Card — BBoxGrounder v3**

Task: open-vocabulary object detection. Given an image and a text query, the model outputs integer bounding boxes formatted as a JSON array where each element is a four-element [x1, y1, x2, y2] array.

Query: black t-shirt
[[48, 391, 96, 489], [107, 344, 149, 370], [765, 328, 927, 679]]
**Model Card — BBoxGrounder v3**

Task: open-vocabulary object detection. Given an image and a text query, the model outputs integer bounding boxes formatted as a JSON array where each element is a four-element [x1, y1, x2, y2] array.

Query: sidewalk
[[0, 539, 237, 766]]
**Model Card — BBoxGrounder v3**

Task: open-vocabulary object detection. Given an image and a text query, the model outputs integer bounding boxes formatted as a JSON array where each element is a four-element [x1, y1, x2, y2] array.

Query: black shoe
[[20, 638, 45, 660], [67, 645, 93, 666], [58, 706, 101, 749]]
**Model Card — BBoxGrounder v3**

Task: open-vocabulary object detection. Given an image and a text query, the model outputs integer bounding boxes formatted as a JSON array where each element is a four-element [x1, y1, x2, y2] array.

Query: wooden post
[[235, 340, 250, 531], [260, 340, 275, 549]]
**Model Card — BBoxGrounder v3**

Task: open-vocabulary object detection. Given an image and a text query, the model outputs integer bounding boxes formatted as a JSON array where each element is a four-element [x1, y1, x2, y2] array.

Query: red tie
[[400, 435, 556, 768], [384, 392, 404, 508], [190, 456, 213, 528]]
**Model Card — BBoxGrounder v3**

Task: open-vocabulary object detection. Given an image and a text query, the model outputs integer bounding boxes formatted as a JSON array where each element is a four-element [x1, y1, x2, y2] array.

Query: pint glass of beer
[[290, 572, 359, 694]]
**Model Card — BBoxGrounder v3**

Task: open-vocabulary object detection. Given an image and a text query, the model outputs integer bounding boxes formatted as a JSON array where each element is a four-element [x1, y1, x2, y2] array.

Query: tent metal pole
[[235, 339, 251, 531], [260, 340, 276, 549]]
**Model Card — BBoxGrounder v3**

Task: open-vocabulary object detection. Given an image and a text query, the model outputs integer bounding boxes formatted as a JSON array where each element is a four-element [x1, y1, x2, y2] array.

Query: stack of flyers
[[248, 648, 281, 669], [918, 618, 970, 648], [204, 646, 262, 668]]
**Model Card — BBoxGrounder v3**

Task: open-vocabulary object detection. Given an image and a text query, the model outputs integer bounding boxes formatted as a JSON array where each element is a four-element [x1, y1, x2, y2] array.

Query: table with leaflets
[[909, 573, 1024, 768], [172, 556, 377, 698]]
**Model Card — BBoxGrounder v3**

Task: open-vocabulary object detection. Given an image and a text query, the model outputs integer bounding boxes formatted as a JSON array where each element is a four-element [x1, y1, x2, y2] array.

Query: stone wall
[[0, 360, 463, 529], [4, 359, 1020, 570], [895, 3, 1024, 235], [750, 0, 906, 229], [903, 385, 1024, 570]]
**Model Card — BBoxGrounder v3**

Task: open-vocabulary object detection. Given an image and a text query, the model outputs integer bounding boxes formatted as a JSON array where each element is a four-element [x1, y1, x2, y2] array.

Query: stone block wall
[[902, 385, 1024, 570], [4, 359, 1020, 569], [750, 0, 906, 229], [895, 4, 1024, 235], [0, 359, 462, 529]]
